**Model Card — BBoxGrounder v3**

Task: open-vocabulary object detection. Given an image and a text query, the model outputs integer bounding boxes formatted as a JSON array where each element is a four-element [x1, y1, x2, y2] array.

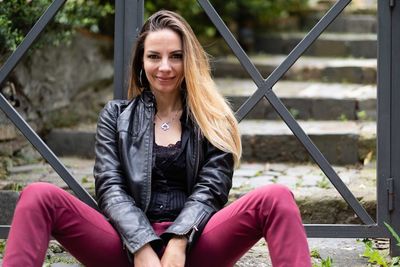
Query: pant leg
[[3, 182, 131, 267], [186, 184, 311, 267]]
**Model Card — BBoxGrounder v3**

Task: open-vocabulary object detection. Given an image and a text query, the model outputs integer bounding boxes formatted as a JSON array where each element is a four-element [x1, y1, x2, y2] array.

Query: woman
[[3, 10, 311, 267]]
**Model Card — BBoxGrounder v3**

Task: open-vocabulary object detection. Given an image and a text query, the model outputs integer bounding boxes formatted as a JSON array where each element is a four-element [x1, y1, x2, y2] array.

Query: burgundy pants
[[3, 182, 311, 267]]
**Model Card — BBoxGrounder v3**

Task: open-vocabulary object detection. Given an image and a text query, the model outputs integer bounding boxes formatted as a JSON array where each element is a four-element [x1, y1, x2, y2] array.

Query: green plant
[[311, 248, 333, 267], [385, 223, 400, 246], [4, 182, 24, 192], [81, 176, 89, 184], [0, 239, 6, 254], [338, 114, 348, 122], [295, 177, 303, 188], [357, 110, 368, 120], [0, 0, 114, 55], [316, 177, 331, 189], [289, 108, 300, 119]]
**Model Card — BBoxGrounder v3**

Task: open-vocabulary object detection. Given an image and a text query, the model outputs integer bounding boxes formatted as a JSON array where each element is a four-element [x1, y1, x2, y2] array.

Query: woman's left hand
[[161, 236, 188, 267]]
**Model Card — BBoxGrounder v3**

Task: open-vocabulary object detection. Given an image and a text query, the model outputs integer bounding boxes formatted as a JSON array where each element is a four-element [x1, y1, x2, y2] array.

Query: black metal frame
[[0, 0, 399, 256]]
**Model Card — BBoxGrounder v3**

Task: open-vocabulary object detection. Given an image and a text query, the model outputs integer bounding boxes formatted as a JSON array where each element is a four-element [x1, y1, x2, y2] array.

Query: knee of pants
[[255, 184, 298, 213], [19, 182, 61, 209]]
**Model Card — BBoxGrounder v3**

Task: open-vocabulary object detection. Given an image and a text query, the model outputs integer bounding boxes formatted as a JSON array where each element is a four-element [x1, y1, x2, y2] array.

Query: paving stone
[[267, 163, 290, 172], [301, 174, 324, 187], [284, 165, 313, 177], [232, 177, 250, 188], [263, 170, 282, 177], [234, 169, 263, 178], [277, 175, 300, 189], [9, 163, 50, 174], [248, 176, 276, 188]]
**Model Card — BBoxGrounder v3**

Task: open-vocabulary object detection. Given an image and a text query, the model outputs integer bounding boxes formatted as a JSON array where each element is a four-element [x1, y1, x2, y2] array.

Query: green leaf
[[385, 222, 400, 247]]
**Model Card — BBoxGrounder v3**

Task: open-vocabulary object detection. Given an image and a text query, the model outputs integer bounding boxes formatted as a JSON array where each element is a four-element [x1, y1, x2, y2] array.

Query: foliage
[[0, 239, 5, 255], [360, 235, 400, 267], [362, 239, 390, 267], [145, 0, 309, 38], [0, 0, 114, 55], [385, 222, 400, 247], [311, 248, 333, 267], [0, 0, 309, 56]]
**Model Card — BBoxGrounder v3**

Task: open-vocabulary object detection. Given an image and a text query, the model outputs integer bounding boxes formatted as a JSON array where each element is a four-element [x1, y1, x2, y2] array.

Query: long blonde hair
[[128, 10, 241, 166]]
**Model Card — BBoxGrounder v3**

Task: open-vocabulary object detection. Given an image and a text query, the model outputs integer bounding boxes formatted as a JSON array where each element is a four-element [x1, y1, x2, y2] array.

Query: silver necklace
[[156, 110, 179, 131]]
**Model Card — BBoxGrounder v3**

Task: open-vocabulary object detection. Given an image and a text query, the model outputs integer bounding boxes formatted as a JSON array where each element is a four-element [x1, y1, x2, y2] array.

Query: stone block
[[0, 191, 19, 225]]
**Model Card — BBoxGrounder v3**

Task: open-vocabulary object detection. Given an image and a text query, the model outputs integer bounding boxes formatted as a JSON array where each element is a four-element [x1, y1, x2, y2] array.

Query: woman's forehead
[[144, 29, 182, 52]]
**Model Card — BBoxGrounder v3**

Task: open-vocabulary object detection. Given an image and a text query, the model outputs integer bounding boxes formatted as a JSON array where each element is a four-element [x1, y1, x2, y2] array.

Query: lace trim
[[154, 140, 182, 153]]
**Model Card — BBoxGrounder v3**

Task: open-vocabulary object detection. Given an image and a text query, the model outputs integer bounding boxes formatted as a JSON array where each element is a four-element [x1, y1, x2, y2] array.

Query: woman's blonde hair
[[128, 10, 241, 166]]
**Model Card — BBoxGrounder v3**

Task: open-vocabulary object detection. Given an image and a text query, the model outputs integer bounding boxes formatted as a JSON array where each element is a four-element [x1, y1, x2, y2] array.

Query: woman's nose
[[159, 58, 171, 71]]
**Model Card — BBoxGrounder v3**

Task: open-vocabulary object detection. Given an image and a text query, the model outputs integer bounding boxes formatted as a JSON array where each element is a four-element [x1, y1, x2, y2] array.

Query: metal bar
[[265, 90, 375, 225], [377, 0, 392, 248], [197, 0, 264, 87], [0, 0, 67, 86], [114, 0, 143, 100], [123, 0, 143, 99], [235, 0, 351, 122], [113, 0, 125, 99], [0, 94, 98, 210], [390, 0, 400, 255], [0, 226, 10, 239], [305, 224, 387, 238], [235, 84, 269, 122]]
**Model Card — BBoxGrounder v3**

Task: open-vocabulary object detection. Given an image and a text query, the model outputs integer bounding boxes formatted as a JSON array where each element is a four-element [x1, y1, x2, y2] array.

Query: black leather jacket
[[93, 91, 234, 255]]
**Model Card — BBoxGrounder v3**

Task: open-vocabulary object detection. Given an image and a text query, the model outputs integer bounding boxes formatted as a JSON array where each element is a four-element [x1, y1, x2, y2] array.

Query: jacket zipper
[[173, 210, 206, 237], [144, 104, 154, 212]]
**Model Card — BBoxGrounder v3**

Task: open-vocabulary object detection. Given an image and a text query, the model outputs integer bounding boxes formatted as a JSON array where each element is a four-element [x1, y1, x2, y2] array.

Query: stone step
[[211, 55, 376, 84], [254, 32, 376, 58], [216, 78, 376, 120], [302, 14, 377, 33], [0, 158, 377, 226], [44, 120, 376, 165]]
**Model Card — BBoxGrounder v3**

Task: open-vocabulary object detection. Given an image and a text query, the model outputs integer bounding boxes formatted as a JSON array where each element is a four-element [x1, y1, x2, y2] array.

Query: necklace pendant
[[160, 122, 170, 131]]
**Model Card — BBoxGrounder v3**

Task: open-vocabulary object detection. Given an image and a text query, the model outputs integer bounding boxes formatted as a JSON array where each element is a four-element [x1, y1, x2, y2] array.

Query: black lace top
[[146, 126, 189, 222]]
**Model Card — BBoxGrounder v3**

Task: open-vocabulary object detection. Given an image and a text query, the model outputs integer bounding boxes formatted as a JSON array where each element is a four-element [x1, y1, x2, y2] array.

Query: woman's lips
[[156, 76, 175, 82]]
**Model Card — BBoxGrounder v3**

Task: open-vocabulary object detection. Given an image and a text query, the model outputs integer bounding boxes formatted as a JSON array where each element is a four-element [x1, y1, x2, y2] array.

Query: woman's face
[[143, 28, 184, 96]]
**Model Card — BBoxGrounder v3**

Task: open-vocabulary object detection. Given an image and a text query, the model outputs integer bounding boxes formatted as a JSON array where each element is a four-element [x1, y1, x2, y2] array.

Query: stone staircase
[[45, 11, 378, 166], [1, 3, 382, 266]]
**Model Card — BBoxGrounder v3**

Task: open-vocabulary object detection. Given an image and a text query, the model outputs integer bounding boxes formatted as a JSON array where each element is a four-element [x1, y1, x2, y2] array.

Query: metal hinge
[[390, 0, 395, 8], [388, 178, 394, 211]]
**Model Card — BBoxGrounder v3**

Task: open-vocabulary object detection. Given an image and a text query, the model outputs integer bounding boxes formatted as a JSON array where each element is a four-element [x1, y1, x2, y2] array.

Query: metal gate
[[1, 0, 399, 255]]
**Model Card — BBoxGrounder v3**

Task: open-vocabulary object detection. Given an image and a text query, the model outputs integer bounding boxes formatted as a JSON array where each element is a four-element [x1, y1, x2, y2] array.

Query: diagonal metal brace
[[241, 0, 351, 121], [264, 90, 375, 224], [0, 0, 97, 210]]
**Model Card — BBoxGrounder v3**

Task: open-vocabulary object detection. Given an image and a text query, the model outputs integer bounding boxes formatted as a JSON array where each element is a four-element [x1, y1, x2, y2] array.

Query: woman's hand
[[160, 236, 188, 267], [134, 244, 162, 267]]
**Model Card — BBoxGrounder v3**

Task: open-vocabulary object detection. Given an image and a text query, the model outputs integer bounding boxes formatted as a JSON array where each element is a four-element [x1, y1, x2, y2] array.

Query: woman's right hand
[[134, 244, 162, 267]]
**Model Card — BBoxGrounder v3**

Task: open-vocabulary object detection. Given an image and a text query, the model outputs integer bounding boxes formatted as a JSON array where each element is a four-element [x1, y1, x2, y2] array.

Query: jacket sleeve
[[162, 139, 234, 249], [94, 101, 162, 255]]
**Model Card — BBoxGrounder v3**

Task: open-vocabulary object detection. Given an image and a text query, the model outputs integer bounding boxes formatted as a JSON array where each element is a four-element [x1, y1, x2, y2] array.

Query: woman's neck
[[153, 91, 182, 115]]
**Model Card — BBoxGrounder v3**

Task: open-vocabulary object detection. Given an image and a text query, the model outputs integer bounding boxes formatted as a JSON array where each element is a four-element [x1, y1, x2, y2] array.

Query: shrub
[[0, 0, 113, 55]]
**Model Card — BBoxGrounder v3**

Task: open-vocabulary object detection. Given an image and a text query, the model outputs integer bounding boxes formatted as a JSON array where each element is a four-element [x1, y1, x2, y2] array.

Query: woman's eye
[[171, 54, 183, 60], [147, 54, 159, 59]]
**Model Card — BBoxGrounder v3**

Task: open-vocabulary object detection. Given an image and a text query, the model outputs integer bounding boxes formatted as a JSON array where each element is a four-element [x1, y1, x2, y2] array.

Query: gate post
[[390, 0, 400, 255], [378, 0, 400, 256], [114, 0, 144, 100]]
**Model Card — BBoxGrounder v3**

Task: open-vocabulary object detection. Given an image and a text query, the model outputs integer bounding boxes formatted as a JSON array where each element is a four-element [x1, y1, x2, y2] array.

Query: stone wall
[[0, 30, 114, 173]]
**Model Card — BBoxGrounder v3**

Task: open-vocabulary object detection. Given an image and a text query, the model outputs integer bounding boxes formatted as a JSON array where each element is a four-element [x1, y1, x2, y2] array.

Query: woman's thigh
[[5, 182, 131, 267]]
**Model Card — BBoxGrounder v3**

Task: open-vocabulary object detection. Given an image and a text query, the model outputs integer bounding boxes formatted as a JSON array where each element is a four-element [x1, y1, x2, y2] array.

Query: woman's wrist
[[168, 235, 188, 248]]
